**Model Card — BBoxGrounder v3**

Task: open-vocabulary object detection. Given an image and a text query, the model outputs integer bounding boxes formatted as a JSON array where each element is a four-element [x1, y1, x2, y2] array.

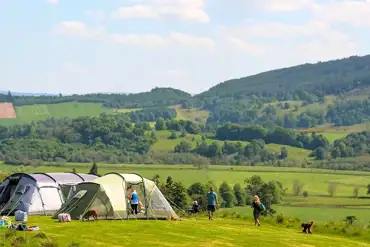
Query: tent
[[0, 172, 98, 216], [53, 173, 179, 220]]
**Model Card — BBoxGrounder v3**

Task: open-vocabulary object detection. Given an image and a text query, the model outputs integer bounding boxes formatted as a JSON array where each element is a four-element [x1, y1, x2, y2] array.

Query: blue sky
[[1, 0, 370, 95]]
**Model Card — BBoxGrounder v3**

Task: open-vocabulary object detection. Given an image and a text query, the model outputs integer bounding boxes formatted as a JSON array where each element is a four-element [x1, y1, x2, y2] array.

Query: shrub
[[276, 213, 285, 224], [353, 187, 359, 198], [302, 191, 308, 197], [292, 180, 304, 196], [328, 183, 337, 197]]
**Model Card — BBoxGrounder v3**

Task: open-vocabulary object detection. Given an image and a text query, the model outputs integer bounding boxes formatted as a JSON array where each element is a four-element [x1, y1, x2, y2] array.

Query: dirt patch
[[0, 103, 16, 118]]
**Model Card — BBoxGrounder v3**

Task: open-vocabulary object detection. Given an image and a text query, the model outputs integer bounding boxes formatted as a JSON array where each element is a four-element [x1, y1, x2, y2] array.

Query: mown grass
[[151, 130, 312, 160], [0, 102, 112, 125], [0, 216, 369, 247]]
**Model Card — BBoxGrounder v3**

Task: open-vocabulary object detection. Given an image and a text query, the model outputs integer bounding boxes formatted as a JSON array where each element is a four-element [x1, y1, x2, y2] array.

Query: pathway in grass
[[3, 217, 369, 247]]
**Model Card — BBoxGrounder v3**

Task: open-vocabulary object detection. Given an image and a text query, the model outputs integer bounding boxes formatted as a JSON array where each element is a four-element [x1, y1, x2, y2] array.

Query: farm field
[[0, 102, 112, 125], [151, 130, 313, 161], [0, 217, 369, 247]]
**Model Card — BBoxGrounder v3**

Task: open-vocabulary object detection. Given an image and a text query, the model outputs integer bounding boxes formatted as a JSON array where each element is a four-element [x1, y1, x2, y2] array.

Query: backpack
[[260, 203, 266, 211]]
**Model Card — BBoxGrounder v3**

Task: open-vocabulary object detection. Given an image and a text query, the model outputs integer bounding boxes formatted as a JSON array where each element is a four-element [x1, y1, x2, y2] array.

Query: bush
[[292, 180, 304, 196], [276, 213, 285, 224], [353, 187, 359, 198], [303, 191, 308, 197], [328, 183, 337, 197]]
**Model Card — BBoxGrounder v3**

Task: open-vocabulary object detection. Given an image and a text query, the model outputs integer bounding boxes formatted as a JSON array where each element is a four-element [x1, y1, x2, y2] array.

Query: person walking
[[206, 187, 218, 220], [251, 195, 263, 226]]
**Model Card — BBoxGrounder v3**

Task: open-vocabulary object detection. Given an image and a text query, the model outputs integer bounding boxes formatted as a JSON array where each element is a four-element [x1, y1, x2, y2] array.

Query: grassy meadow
[[1, 217, 369, 247]]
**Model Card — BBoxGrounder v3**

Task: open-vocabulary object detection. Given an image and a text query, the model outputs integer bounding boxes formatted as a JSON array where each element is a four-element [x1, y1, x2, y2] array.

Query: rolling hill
[[198, 55, 370, 99]]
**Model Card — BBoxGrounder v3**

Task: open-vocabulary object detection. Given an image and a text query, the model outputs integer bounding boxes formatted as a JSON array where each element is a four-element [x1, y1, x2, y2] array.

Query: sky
[[1, 0, 370, 95]]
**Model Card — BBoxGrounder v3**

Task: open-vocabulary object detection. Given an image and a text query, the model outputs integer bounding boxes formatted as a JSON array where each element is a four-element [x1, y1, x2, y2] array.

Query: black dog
[[301, 221, 314, 234]]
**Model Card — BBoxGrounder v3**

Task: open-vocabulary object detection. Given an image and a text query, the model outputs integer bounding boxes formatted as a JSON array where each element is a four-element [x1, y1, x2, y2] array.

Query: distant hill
[[3, 54, 370, 130], [0, 91, 57, 96], [197, 55, 370, 99]]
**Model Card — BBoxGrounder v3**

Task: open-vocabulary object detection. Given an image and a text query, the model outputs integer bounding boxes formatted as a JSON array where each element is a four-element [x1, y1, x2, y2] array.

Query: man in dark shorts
[[206, 187, 218, 220]]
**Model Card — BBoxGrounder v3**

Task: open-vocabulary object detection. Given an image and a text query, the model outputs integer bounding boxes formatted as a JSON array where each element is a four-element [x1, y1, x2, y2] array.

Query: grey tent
[[0, 172, 98, 216]]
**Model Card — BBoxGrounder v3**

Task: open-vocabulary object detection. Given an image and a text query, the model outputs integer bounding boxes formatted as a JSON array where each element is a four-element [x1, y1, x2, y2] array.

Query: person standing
[[251, 195, 262, 226], [128, 187, 139, 215], [206, 187, 218, 220]]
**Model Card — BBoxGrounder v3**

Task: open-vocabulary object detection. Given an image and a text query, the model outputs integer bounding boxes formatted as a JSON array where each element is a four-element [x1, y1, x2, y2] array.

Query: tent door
[[53, 190, 88, 218]]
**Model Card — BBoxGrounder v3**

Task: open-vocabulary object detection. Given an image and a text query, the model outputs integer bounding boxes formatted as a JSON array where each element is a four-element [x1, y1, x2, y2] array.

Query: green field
[[2, 163, 370, 223], [1, 216, 369, 247], [171, 105, 209, 123], [152, 130, 312, 161], [1, 163, 370, 245], [0, 102, 112, 125]]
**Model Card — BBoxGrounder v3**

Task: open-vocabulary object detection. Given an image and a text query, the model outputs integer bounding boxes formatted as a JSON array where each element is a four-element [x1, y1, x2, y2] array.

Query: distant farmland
[[0, 103, 16, 119], [0, 102, 112, 125]]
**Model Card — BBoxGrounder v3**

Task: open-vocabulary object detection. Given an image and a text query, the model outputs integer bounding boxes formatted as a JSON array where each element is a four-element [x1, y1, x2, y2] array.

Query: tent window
[[72, 190, 87, 199], [16, 185, 27, 195]]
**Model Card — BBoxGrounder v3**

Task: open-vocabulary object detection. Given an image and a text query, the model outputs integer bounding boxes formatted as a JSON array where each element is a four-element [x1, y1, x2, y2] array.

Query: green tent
[[53, 173, 179, 220]]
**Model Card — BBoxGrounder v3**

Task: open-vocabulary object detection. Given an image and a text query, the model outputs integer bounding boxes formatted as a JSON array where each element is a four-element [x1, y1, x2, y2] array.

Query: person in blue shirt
[[206, 187, 218, 220], [127, 187, 139, 214]]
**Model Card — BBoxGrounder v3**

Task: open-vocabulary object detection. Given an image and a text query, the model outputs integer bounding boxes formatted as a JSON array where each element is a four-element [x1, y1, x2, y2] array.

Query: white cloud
[[226, 20, 351, 41], [54, 21, 214, 49], [312, 0, 370, 27], [222, 17, 360, 62], [45, 0, 58, 4], [245, 0, 315, 12], [52, 21, 104, 39], [111, 0, 209, 22]]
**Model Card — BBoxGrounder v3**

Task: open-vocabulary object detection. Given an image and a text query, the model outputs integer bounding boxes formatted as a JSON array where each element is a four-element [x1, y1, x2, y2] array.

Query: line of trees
[[154, 175, 285, 216]]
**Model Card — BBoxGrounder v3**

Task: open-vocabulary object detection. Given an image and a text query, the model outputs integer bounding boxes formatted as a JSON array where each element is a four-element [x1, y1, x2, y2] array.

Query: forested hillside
[[2, 54, 370, 129], [198, 55, 370, 99], [0, 88, 192, 108]]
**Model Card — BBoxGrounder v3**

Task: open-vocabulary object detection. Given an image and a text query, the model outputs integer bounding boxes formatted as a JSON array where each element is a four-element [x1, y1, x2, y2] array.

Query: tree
[[218, 181, 235, 208], [367, 184, 370, 194], [279, 147, 288, 159], [89, 162, 98, 175], [6, 91, 14, 103], [245, 175, 264, 203], [187, 182, 207, 208], [152, 174, 161, 186], [328, 183, 337, 197], [168, 131, 177, 140], [155, 117, 166, 130], [161, 176, 188, 210], [233, 183, 246, 206], [353, 187, 359, 198], [174, 141, 192, 153], [292, 180, 304, 196], [188, 182, 207, 197], [314, 147, 326, 160]]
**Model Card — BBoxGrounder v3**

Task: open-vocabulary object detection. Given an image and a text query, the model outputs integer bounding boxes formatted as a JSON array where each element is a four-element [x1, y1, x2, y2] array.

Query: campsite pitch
[[1, 217, 369, 247]]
